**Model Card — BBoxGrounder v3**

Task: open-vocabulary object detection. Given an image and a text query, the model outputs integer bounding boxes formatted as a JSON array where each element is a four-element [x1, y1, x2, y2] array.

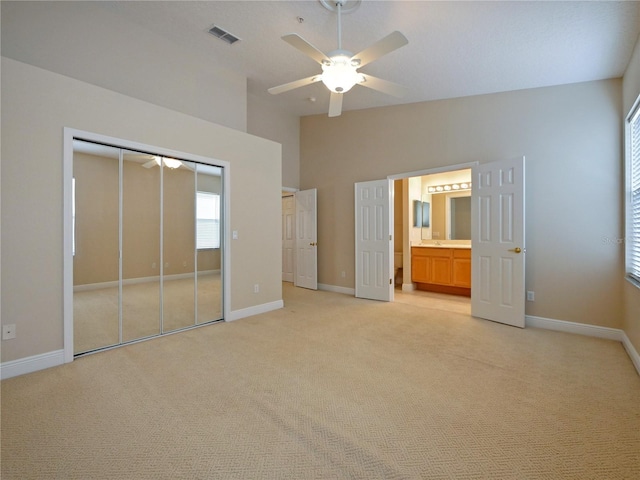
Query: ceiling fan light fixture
[[154, 156, 181, 169], [163, 158, 182, 169], [321, 55, 360, 93], [269, 0, 407, 116]]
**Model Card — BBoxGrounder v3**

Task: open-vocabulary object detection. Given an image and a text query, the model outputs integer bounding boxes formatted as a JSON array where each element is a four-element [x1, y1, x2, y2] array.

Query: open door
[[294, 189, 317, 290], [282, 195, 295, 282], [355, 179, 393, 301], [471, 157, 526, 327]]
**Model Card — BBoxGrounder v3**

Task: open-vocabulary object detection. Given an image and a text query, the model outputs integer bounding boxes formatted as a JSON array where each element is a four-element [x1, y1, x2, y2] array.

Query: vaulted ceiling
[[4, 1, 640, 117]]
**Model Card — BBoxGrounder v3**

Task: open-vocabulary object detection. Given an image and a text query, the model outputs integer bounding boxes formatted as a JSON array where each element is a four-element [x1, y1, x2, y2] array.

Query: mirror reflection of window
[[196, 192, 220, 249], [195, 164, 223, 325]]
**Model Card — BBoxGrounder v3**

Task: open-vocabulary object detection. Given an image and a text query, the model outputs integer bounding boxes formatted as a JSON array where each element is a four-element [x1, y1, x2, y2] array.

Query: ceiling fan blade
[[351, 31, 408, 68], [142, 159, 157, 169], [282, 33, 331, 65], [328, 92, 343, 117], [268, 75, 322, 95], [358, 74, 409, 98]]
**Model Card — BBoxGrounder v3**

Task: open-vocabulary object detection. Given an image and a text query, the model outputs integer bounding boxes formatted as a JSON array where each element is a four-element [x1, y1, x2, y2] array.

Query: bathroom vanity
[[411, 245, 471, 297]]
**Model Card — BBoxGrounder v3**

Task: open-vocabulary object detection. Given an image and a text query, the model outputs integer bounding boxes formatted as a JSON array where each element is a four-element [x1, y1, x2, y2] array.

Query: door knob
[[509, 247, 522, 253], [310, 242, 317, 246]]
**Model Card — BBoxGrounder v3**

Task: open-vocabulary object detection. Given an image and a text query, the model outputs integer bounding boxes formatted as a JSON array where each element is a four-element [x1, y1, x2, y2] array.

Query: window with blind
[[627, 98, 640, 285], [196, 192, 220, 249]]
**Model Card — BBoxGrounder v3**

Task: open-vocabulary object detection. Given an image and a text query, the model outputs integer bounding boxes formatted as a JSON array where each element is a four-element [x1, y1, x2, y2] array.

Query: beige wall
[[301, 79, 623, 329], [623, 33, 640, 354], [1, 1, 247, 132], [248, 93, 301, 189], [1, 57, 282, 363]]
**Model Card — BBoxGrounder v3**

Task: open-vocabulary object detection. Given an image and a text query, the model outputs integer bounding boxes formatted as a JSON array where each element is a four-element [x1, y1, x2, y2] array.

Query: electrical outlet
[[527, 291, 535, 302], [2, 324, 16, 340], [254, 284, 259, 293], [341, 271, 346, 278]]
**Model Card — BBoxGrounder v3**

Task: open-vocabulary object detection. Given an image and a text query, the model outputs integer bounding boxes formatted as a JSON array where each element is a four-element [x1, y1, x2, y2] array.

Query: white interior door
[[295, 189, 317, 290], [355, 179, 393, 301], [471, 156, 526, 327], [282, 195, 295, 282]]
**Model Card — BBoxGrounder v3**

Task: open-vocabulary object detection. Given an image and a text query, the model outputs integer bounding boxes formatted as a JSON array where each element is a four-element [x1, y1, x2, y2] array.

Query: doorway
[[282, 192, 295, 283], [393, 166, 473, 296], [281, 188, 318, 290], [387, 157, 527, 328], [64, 130, 230, 360]]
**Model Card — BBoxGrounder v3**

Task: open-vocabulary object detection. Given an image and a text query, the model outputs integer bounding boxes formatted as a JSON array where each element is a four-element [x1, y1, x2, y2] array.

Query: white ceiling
[[25, 1, 640, 117]]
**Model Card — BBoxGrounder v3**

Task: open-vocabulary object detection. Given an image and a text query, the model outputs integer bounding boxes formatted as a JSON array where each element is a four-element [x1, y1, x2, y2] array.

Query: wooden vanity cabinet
[[452, 249, 471, 288], [411, 247, 471, 296], [411, 251, 430, 283]]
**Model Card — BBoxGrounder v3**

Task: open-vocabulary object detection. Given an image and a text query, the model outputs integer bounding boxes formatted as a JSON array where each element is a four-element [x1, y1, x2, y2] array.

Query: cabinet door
[[452, 257, 471, 287], [430, 256, 452, 285], [411, 254, 430, 283], [452, 249, 471, 287]]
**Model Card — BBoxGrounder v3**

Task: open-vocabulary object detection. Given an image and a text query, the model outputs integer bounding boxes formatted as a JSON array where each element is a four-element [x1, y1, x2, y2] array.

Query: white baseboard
[[526, 315, 640, 377], [525, 315, 624, 341], [1, 349, 65, 380], [318, 283, 355, 296], [228, 300, 284, 322]]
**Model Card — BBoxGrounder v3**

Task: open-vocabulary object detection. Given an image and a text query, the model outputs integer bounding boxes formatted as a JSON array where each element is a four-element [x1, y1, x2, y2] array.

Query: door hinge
[[389, 235, 392, 241], [390, 278, 392, 285]]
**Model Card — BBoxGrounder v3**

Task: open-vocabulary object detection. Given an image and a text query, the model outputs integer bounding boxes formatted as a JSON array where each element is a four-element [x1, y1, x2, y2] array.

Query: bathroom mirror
[[447, 194, 471, 240], [421, 191, 471, 241]]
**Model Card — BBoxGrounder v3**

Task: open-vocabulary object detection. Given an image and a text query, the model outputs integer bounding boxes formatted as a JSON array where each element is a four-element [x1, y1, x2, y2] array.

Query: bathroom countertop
[[413, 244, 471, 249]]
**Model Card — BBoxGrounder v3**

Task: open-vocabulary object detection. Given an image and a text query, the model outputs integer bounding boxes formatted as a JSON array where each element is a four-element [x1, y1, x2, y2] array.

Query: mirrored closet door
[[121, 148, 161, 343], [72, 143, 121, 353], [72, 140, 224, 355], [196, 164, 224, 324]]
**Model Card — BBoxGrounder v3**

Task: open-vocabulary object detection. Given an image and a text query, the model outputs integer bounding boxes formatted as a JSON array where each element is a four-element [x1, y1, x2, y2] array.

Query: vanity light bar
[[427, 183, 471, 193]]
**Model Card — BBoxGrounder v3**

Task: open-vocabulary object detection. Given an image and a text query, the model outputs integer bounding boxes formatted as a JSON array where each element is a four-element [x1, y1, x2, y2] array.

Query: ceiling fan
[[140, 156, 199, 172], [268, 0, 409, 117], [142, 156, 183, 169]]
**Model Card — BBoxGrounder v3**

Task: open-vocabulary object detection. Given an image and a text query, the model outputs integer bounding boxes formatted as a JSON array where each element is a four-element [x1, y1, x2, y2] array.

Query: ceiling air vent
[[207, 25, 241, 45]]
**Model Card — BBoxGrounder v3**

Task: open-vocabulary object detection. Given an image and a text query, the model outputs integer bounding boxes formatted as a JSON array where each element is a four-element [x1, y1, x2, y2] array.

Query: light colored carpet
[[2, 284, 639, 479]]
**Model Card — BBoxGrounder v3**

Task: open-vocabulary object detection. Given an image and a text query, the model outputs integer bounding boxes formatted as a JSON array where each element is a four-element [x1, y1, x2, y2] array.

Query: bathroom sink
[[418, 243, 471, 249]]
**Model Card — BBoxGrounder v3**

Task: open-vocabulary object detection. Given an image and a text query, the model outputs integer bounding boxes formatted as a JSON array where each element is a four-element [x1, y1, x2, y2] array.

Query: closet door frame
[[63, 128, 231, 363]]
